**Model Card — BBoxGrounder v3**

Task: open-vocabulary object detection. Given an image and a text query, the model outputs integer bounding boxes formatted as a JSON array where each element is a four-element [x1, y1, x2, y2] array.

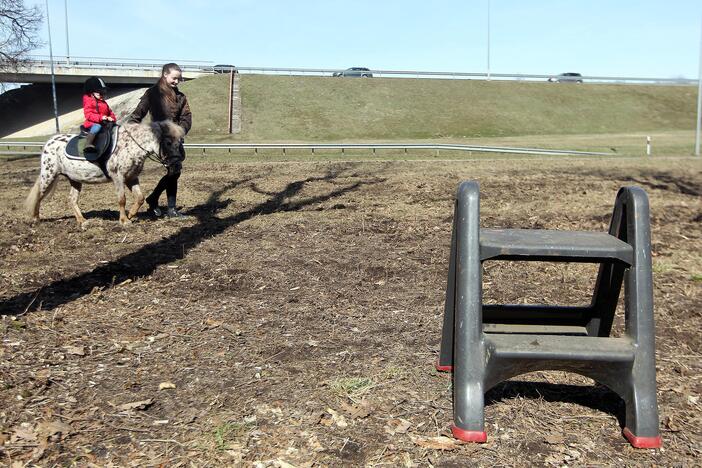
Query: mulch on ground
[[1, 156, 700, 466]]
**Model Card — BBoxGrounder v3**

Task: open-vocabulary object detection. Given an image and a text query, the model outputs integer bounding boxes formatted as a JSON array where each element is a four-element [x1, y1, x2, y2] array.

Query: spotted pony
[[25, 121, 185, 226]]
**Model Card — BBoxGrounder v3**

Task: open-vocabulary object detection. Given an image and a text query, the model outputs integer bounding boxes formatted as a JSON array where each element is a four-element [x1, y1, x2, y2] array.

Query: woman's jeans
[[148, 172, 181, 208], [147, 143, 184, 209], [89, 123, 102, 134]]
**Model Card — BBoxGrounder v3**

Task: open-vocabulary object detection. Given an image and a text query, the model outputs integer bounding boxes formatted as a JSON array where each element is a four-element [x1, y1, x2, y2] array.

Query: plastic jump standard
[[437, 181, 661, 448]]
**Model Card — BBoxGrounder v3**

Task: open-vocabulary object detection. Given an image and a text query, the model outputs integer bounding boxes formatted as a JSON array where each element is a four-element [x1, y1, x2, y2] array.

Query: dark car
[[548, 72, 583, 83], [333, 67, 373, 78], [213, 64, 237, 73]]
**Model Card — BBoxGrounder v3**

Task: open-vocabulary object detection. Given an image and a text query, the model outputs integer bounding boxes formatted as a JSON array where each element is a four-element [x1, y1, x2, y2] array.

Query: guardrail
[[181, 143, 613, 157], [7, 57, 697, 86], [230, 68, 697, 86], [0, 141, 613, 157]]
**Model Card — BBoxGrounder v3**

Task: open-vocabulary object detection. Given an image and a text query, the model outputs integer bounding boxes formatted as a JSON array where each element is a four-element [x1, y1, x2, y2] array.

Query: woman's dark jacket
[[128, 85, 192, 134], [128, 85, 191, 164]]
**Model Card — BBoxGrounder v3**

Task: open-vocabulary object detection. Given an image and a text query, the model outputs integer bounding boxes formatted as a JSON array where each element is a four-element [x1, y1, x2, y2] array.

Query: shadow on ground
[[1, 169, 383, 314], [486, 380, 626, 428]]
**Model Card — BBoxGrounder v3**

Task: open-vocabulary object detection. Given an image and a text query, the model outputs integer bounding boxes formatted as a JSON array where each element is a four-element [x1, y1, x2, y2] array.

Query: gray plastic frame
[[437, 181, 661, 448]]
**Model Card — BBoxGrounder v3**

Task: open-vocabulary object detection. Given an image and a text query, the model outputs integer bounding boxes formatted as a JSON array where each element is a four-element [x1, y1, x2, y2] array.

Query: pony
[[25, 121, 185, 226]]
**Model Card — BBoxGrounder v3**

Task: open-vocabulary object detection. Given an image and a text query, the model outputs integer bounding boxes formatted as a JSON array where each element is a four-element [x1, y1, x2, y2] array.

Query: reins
[[119, 123, 168, 167]]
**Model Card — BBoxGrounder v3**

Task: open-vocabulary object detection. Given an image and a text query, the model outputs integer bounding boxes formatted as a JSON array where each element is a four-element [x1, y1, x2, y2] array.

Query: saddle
[[65, 124, 119, 161]]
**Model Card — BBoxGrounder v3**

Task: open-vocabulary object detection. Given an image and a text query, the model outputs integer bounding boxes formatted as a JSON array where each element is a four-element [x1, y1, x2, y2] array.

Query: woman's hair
[[158, 63, 182, 105]]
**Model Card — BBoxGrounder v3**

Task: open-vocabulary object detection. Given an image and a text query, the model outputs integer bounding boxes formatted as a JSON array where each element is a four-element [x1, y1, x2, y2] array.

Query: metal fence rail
[[11, 57, 698, 86], [0, 141, 613, 157], [16, 58, 212, 73], [231, 67, 697, 86]]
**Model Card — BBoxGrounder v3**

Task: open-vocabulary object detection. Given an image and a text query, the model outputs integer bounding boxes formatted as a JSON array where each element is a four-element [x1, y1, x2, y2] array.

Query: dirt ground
[[0, 154, 700, 467]]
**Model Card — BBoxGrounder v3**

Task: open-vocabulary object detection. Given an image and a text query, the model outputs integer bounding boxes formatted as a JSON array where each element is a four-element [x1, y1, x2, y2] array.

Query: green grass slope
[[180, 74, 698, 142]]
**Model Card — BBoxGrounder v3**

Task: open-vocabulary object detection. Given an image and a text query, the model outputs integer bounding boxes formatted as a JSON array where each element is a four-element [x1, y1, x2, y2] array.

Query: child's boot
[[83, 133, 97, 155]]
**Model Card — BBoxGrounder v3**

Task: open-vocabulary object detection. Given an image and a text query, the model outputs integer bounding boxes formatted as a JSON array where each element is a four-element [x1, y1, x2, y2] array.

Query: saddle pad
[[65, 126, 119, 161]]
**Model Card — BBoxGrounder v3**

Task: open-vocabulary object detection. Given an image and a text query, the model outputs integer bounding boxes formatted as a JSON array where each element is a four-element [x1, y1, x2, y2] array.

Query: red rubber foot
[[623, 428, 662, 449], [451, 425, 487, 443], [434, 359, 453, 372]]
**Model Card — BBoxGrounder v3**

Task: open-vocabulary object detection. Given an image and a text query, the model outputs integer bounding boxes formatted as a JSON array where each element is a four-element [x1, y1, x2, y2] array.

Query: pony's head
[[151, 120, 185, 158]]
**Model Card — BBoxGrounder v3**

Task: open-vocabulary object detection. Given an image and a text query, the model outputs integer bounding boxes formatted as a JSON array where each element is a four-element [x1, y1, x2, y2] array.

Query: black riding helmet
[[84, 76, 108, 94]]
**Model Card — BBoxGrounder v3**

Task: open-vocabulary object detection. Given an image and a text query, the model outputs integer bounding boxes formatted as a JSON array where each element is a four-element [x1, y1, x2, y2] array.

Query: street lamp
[[64, 0, 70, 65], [45, 0, 59, 133], [695, 14, 701, 157], [487, 0, 491, 80]]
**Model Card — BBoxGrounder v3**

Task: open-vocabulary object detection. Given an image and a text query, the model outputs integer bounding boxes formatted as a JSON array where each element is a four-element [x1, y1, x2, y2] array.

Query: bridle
[[119, 123, 169, 167]]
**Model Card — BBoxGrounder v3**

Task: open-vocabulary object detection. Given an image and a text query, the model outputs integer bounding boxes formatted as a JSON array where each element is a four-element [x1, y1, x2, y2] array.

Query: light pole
[[45, 0, 60, 133], [64, 0, 70, 65], [487, 0, 491, 80], [695, 14, 701, 156]]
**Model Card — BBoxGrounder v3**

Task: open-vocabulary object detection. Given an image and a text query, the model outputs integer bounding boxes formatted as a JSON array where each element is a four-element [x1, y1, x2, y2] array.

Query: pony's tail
[[25, 177, 42, 220], [25, 175, 57, 221]]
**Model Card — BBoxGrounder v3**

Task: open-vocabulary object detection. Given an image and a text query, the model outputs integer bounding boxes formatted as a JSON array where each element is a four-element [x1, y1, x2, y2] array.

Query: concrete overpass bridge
[[0, 57, 218, 85]]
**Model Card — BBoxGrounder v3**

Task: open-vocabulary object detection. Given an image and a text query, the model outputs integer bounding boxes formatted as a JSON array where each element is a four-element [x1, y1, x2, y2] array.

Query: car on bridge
[[333, 67, 373, 78], [213, 64, 237, 73], [548, 72, 583, 83]]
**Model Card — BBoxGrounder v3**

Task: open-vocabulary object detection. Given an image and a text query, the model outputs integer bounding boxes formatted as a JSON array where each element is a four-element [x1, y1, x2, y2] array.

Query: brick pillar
[[228, 71, 242, 134]]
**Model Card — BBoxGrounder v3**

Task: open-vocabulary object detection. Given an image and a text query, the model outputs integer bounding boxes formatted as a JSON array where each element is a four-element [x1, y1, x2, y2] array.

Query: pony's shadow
[[80, 209, 121, 221], [485, 379, 626, 428], [2, 169, 382, 315], [41, 210, 120, 223]]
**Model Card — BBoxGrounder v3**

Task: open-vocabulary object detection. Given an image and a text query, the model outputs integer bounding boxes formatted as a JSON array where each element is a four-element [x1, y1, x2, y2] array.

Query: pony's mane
[[160, 121, 185, 140], [121, 121, 158, 142], [119, 121, 184, 143]]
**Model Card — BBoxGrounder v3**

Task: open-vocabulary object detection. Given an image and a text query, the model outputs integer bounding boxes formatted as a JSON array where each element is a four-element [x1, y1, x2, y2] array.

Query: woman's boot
[[166, 196, 187, 218], [145, 193, 162, 217]]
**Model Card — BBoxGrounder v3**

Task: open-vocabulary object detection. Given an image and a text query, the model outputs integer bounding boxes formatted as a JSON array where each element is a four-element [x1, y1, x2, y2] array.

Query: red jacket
[[82, 94, 116, 128]]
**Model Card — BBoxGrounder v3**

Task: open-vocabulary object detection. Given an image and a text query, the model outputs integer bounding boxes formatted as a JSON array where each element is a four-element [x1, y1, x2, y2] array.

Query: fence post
[[646, 136, 651, 157], [227, 69, 234, 134]]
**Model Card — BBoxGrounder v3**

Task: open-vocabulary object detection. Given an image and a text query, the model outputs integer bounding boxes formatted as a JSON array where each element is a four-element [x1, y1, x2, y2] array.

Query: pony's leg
[[126, 180, 145, 219], [68, 179, 86, 226], [112, 176, 132, 225], [116, 183, 130, 225], [25, 153, 60, 221]]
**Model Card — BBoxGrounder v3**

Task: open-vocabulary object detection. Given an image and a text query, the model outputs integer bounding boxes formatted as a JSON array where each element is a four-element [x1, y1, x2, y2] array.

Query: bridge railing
[[5, 57, 697, 86], [15, 57, 212, 73]]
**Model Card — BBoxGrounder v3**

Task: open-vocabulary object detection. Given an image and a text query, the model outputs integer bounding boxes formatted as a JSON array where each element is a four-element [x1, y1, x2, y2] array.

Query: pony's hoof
[[79, 220, 90, 229], [120, 218, 132, 226]]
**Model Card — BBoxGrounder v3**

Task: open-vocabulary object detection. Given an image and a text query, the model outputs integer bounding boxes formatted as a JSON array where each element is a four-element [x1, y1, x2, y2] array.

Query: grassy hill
[[180, 74, 698, 142], [0, 74, 696, 151]]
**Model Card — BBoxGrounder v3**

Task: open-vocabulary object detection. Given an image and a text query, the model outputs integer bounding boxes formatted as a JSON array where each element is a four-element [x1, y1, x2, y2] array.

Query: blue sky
[[31, 0, 702, 78]]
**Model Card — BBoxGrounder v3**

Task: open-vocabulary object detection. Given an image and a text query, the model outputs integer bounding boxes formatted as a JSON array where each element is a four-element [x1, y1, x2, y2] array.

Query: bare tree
[[1, 0, 43, 67]]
